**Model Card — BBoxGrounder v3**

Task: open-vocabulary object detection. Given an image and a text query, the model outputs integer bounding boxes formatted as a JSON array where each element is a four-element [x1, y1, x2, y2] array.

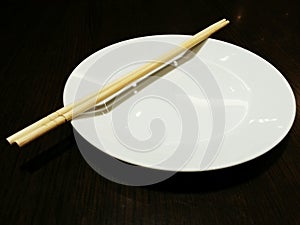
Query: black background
[[0, 0, 299, 224]]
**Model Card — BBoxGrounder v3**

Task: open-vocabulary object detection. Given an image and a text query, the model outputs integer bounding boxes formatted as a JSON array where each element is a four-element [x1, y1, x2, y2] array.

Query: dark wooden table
[[1, 0, 299, 224]]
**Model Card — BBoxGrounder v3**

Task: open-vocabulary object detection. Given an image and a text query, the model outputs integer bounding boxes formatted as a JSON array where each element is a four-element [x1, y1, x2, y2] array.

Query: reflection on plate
[[63, 36, 296, 172]]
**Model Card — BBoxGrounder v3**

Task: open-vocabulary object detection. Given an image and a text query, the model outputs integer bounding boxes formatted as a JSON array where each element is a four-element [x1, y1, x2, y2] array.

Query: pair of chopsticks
[[7, 19, 229, 147]]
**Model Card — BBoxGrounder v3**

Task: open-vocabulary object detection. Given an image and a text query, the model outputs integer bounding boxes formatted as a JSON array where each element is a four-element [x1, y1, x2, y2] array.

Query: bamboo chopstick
[[7, 19, 229, 147]]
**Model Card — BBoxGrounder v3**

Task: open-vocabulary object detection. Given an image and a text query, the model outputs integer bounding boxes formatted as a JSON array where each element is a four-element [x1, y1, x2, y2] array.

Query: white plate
[[63, 36, 296, 172]]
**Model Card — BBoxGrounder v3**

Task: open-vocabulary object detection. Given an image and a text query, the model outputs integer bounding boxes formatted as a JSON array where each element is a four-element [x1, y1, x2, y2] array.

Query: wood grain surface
[[0, 0, 299, 224]]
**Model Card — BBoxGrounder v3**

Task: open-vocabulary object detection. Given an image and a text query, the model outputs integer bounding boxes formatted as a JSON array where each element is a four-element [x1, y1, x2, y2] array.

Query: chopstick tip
[[221, 18, 229, 24], [6, 137, 14, 145]]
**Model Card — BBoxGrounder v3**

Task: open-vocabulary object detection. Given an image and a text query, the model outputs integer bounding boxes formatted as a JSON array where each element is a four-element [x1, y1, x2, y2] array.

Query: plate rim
[[63, 35, 297, 172]]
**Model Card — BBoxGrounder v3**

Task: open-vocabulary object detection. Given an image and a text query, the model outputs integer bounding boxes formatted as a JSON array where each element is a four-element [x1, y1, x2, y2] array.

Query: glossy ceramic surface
[[63, 36, 296, 171]]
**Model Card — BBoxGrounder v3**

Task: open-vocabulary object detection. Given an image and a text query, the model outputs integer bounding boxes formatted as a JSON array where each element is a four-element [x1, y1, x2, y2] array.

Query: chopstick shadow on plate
[[75, 40, 207, 119]]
